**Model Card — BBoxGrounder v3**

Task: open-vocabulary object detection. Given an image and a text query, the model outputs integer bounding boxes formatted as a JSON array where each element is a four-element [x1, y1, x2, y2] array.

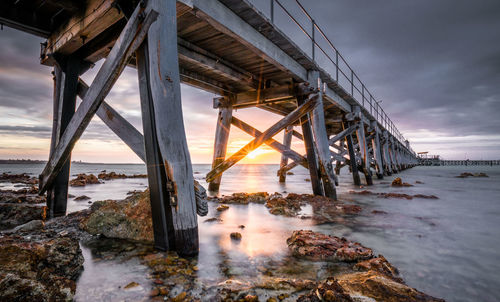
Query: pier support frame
[[278, 125, 294, 182], [46, 56, 81, 217], [354, 106, 373, 185], [309, 71, 337, 199], [370, 121, 384, 179], [209, 97, 233, 191], [382, 131, 393, 175], [344, 122, 361, 186]]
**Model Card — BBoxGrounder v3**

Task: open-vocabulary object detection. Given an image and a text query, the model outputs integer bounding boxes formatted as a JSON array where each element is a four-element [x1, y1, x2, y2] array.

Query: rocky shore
[[0, 173, 446, 301]]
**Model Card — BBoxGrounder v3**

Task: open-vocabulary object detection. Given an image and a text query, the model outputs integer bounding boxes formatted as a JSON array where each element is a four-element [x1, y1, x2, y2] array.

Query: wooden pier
[[1, 0, 418, 255]]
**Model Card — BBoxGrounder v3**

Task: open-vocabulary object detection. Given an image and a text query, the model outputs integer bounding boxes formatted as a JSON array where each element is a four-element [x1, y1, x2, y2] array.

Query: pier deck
[[1, 0, 418, 254]]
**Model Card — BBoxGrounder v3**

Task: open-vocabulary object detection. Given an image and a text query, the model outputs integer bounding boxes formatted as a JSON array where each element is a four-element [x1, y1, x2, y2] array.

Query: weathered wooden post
[[344, 122, 361, 186], [388, 136, 398, 173], [140, 0, 199, 256], [370, 120, 384, 179], [353, 106, 373, 185], [381, 131, 393, 175], [278, 125, 293, 182], [309, 71, 337, 199], [209, 96, 233, 191], [46, 55, 82, 217], [295, 83, 323, 196]]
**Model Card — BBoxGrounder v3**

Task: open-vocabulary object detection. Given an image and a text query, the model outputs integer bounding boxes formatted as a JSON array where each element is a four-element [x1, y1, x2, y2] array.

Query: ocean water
[[1, 163, 499, 301]]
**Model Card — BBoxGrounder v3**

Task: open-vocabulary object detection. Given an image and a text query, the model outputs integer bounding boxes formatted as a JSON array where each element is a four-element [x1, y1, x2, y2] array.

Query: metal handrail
[[265, 0, 412, 152]]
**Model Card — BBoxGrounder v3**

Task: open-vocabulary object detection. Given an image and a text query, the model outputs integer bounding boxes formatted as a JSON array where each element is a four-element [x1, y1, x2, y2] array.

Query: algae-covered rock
[[0, 203, 46, 230], [337, 271, 445, 302], [287, 230, 373, 262], [354, 255, 402, 282], [80, 190, 154, 243], [297, 278, 353, 302], [221, 192, 269, 204], [69, 173, 101, 187], [0, 234, 83, 301]]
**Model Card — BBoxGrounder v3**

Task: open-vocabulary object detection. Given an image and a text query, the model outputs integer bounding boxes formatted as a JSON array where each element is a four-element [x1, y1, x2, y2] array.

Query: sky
[[0, 0, 499, 163]]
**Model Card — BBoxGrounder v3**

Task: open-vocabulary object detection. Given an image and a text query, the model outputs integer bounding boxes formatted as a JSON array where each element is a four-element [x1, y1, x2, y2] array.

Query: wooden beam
[[208, 102, 233, 192], [370, 121, 384, 179], [41, 0, 123, 64], [233, 84, 294, 108], [309, 71, 336, 199], [144, 0, 198, 256], [231, 117, 308, 169], [328, 124, 358, 145], [354, 106, 373, 185], [279, 125, 293, 182], [39, 4, 158, 193], [76, 79, 146, 162], [206, 92, 320, 183], [345, 122, 361, 186]]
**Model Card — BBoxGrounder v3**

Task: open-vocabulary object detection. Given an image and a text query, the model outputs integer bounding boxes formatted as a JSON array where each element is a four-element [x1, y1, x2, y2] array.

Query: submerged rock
[[230, 232, 242, 240], [220, 192, 269, 204], [217, 204, 229, 211], [337, 271, 445, 302], [97, 171, 147, 180], [349, 190, 438, 200], [0, 173, 38, 185], [74, 195, 91, 201], [287, 230, 373, 262], [0, 234, 84, 301]]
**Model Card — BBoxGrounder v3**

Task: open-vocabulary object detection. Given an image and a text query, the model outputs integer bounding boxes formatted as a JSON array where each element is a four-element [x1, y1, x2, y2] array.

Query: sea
[[1, 163, 499, 302]]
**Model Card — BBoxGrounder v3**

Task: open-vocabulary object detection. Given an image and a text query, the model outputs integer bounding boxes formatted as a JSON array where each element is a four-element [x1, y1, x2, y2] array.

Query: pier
[[1, 0, 418, 255]]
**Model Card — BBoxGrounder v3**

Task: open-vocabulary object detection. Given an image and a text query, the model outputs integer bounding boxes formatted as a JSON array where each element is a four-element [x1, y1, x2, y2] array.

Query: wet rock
[[287, 230, 373, 262], [97, 171, 147, 180], [0, 234, 84, 301], [221, 192, 269, 204], [391, 177, 413, 187], [69, 173, 101, 187], [415, 181, 424, 184], [371, 210, 388, 215], [239, 225, 245, 229], [456, 172, 488, 178], [353, 255, 402, 282], [0, 203, 46, 230], [74, 195, 91, 201], [0, 173, 38, 185], [230, 232, 242, 240], [297, 278, 353, 302], [217, 204, 229, 211], [0, 191, 45, 204], [286, 172, 294, 175], [266, 193, 302, 217], [124, 281, 140, 289], [348, 190, 438, 200], [337, 271, 445, 302], [80, 190, 154, 243]]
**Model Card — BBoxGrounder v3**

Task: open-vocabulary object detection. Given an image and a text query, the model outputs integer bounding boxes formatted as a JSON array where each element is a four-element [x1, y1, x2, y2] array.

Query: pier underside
[[1, 0, 418, 254]]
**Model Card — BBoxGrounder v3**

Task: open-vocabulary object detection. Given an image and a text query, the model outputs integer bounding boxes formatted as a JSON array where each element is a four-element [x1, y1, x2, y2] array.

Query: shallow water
[[1, 163, 499, 301]]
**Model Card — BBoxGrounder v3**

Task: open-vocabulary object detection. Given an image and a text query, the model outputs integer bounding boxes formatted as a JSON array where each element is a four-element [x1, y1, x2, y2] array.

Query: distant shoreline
[[0, 160, 278, 165]]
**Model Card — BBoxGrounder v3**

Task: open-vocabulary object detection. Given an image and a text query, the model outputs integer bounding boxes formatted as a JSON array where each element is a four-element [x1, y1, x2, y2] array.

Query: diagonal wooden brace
[[206, 92, 320, 183], [39, 5, 158, 194], [230, 116, 308, 170]]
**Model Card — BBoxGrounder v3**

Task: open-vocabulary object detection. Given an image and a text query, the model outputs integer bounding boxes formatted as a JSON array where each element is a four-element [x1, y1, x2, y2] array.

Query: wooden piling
[[354, 107, 373, 185], [345, 122, 361, 186], [370, 121, 384, 179], [209, 97, 233, 191], [279, 125, 294, 182]]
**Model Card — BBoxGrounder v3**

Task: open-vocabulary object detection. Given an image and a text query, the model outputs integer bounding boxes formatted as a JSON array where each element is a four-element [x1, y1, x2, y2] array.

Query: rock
[[0, 173, 38, 185], [97, 171, 147, 180], [124, 282, 140, 289], [0, 203, 46, 230], [337, 271, 445, 302], [238, 225, 245, 229], [305, 178, 311, 182], [2, 220, 44, 234], [371, 210, 388, 215], [297, 278, 353, 302], [74, 195, 91, 201], [244, 294, 259, 302], [287, 230, 373, 262], [391, 177, 413, 187], [415, 181, 424, 184], [221, 192, 268, 204], [353, 255, 402, 282], [230, 232, 242, 240], [413, 194, 438, 199], [204, 217, 223, 223], [217, 204, 229, 211], [266, 193, 302, 217], [0, 234, 84, 301], [456, 172, 488, 178], [80, 190, 154, 243], [69, 173, 101, 187], [286, 172, 294, 175], [349, 190, 438, 200]]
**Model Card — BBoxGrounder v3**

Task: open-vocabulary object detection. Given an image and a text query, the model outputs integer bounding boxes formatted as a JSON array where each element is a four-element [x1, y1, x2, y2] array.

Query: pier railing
[[250, 0, 411, 152]]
